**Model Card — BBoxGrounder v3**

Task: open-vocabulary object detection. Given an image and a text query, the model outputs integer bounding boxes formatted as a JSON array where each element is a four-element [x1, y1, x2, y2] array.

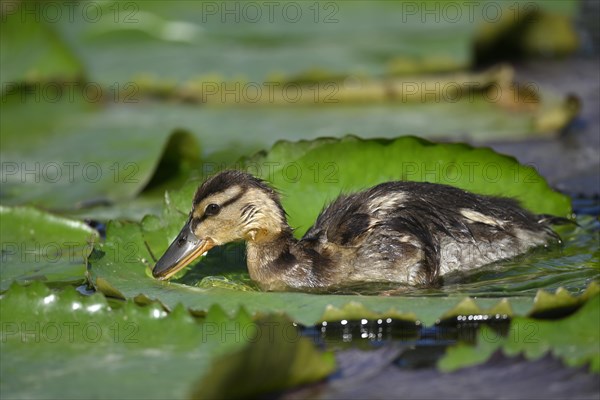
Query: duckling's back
[[301, 181, 560, 286]]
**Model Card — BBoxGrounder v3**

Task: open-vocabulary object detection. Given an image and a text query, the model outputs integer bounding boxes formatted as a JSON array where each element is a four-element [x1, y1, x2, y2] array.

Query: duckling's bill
[[152, 218, 214, 280]]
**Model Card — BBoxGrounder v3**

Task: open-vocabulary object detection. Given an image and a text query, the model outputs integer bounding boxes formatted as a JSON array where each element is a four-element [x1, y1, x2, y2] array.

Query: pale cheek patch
[[244, 188, 285, 228], [460, 208, 504, 227]]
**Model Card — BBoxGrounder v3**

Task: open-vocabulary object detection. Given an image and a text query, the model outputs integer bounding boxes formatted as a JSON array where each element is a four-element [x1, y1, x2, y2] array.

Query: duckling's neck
[[245, 227, 302, 291]]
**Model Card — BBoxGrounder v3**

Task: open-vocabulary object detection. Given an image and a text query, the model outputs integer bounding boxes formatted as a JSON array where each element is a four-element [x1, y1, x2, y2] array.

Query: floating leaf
[[438, 297, 513, 323], [86, 138, 596, 326], [0, 1, 82, 87], [0, 88, 202, 210], [52, 1, 474, 86], [243, 136, 571, 236], [0, 206, 98, 291], [438, 294, 600, 373], [0, 282, 331, 399], [528, 281, 600, 318], [318, 302, 417, 323]]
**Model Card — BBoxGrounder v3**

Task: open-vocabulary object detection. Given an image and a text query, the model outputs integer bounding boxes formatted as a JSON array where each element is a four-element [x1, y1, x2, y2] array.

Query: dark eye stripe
[[197, 189, 248, 221], [220, 190, 246, 208]]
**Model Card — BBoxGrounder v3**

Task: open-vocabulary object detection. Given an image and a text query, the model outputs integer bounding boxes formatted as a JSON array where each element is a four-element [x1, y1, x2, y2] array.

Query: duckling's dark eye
[[205, 203, 220, 216]]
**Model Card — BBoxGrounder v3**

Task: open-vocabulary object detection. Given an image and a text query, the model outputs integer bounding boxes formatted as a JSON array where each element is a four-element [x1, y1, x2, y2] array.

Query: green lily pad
[[5, 0, 579, 88], [0, 1, 82, 88], [0, 206, 98, 292], [86, 137, 596, 325], [1, 84, 571, 213], [50, 1, 473, 86], [527, 282, 600, 318], [0, 282, 333, 399], [243, 136, 571, 235], [438, 297, 514, 323], [0, 89, 202, 210], [438, 294, 600, 373]]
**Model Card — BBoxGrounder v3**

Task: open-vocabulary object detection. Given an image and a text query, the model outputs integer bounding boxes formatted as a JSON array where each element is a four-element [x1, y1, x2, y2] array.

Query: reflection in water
[[299, 313, 513, 369]]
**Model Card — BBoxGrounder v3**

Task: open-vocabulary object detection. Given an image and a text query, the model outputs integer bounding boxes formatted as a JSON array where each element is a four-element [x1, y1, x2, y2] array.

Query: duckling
[[153, 170, 562, 291]]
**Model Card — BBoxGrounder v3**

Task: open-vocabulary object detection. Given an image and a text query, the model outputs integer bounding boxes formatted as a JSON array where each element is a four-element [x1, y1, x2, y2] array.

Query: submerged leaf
[[189, 315, 336, 399]]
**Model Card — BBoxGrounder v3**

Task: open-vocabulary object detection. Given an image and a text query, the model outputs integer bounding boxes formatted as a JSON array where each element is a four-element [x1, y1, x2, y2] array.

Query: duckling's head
[[152, 170, 287, 280]]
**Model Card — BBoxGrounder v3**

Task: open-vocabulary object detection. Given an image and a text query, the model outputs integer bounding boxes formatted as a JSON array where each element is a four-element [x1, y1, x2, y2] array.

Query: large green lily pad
[[0, 282, 334, 399], [0, 0, 82, 88], [85, 137, 594, 325], [7, 1, 577, 87], [50, 0, 474, 86], [0, 90, 202, 210], [242, 136, 572, 235], [0, 206, 98, 292]]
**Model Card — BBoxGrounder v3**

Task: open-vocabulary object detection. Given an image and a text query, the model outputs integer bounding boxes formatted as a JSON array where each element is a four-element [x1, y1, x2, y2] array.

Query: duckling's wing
[[301, 185, 445, 284], [302, 192, 375, 246], [302, 183, 473, 246], [301, 181, 558, 285]]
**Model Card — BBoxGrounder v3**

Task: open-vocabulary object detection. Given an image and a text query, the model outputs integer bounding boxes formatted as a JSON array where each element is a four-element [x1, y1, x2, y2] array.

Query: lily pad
[[438, 294, 600, 373], [0, 282, 333, 399], [528, 282, 600, 318], [0, 89, 202, 210], [0, 206, 98, 292], [51, 1, 474, 86], [0, 1, 82, 88], [4, 0, 579, 88], [242, 136, 572, 235], [438, 297, 514, 323], [86, 137, 597, 325]]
